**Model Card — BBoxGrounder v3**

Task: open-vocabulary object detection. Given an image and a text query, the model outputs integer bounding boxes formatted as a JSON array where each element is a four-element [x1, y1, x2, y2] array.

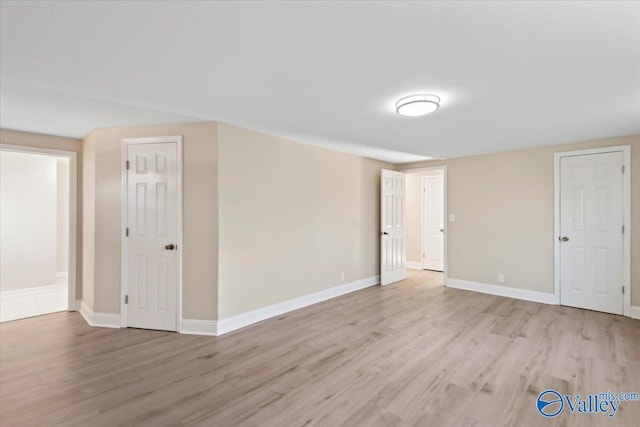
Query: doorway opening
[[406, 166, 447, 285], [0, 145, 77, 322]]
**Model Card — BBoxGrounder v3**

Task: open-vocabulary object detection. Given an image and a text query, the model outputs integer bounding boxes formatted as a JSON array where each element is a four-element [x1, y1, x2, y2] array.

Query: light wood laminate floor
[[1, 269, 639, 426]]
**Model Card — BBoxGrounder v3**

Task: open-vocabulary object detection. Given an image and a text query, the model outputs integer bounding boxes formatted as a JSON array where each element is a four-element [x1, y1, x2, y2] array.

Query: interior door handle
[[380, 232, 389, 236], [439, 229, 444, 232], [165, 244, 177, 250], [559, 236, 569, 242]]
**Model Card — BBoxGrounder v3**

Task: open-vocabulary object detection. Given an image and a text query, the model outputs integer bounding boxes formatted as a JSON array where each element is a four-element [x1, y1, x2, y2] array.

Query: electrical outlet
[[498, 274, 504, 283], [341, 272, 345, 281]]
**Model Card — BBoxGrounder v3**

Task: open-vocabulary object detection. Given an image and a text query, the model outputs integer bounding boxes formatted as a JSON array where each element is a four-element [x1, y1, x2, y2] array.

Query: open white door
[[381, 169, 406, 285], [559, 151, 624, 315], [423, 176, 444, 271], [124, 139, 180, 331]]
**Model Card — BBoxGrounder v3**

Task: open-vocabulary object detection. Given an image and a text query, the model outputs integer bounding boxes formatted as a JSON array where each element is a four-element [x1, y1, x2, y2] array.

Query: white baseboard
[[180, 319, 218, 336], [630, 306, 640, 320], [1, 284, 57, 299], [76, 274, 381, 335], [406, 261, 423, 270], [78, 300, 121, 328], [56, 272, 68, 279], [216, 275, 380, 336], [446, 278, 556, 305], [1, 284, 67, 322]]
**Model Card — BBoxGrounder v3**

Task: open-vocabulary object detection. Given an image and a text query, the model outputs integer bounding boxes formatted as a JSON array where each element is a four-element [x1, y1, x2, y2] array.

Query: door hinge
[[125, 295, 128, 304], [622, 165, 625, 173], [622, 286, 625, 295], [126, 160, 130, 170], [622, 225, 625, 234], [125, 227, 129, 237]]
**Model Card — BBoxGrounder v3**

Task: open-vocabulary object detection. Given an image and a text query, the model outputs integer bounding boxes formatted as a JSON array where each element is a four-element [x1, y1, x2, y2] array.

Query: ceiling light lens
[[396, 94, 440, 117]]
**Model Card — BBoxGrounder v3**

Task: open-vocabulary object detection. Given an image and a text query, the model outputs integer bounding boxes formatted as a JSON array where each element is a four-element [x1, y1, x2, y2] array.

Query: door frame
[[553, 145, 631, 316], [0, 143, 78, 312], [421, 171, 446, 272], [120, 135, 183, 329], [403, 165, 448, 280]]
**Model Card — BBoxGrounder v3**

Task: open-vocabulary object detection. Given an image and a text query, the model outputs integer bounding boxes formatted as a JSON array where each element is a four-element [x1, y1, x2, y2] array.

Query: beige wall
[[399, 134, 640, 306], [217, 123, 390, 318], [0, 151, 57, 291], [0, 129, 82, 298], [82, 131, 96, 309], [5, 125, 635, 322], [83, 122, 218, 319], [83, 121, 388, 321], [405, 173, 421, 264], [405, 169, 445, 264]]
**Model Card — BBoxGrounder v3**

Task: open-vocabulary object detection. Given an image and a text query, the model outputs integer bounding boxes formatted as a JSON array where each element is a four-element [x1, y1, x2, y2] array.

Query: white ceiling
[[1, 1, 639, 163]]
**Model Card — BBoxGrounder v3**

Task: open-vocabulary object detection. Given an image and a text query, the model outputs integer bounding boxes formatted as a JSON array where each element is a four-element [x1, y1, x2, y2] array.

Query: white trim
[[400, 165, 446, 174], [420, 168, 446, 273], [121, 136, 184, 331], [406, 261, 423, 269], [78, 300, 121, 328], [447, 278, 556, 305], [1, 284, 57, 299], [621, 147, 632, 317], [630, 306, 640, 320], [553, 145, 631, 158], [216, 275, 380, 336], [397, 165, 448, 283], [180, 319, 218, 336], [443, 166, 448, 284], [56, 272, 68, 279], [0, 284, 65, 323], [120, 139, 127, 327], [0, 143, 78, 313], [553, 145, 631, 317], [78, 300, 91, 324], [176, 139, 184, 331], [68, 151, 78, 314]]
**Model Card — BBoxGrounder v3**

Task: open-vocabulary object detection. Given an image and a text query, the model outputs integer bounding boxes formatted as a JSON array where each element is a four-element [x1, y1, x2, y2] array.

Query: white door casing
[[0, 144, 78, 314], [422, 176, 444, 271], [123, 137, 181, 331], [559, 151, 624, 315], [381, 169, 406, 285]]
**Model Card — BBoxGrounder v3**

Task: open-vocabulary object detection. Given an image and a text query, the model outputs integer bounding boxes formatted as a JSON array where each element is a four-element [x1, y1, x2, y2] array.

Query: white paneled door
[[381, 169, 406, 286], [126, 142, 179, 331], [423, 176, 444, 271], [559, 151, 624, 315]]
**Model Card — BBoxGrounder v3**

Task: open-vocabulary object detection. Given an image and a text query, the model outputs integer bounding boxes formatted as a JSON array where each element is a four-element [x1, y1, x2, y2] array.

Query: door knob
[[380, 231, 389, 236], [440, 229, 444, 232], [559, 236, 569, 242], [165, 244, 177, 250]]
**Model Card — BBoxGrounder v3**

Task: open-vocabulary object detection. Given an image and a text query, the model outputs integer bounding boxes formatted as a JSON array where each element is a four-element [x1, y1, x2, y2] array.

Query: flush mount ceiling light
[[395, 94, 440, 117]]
